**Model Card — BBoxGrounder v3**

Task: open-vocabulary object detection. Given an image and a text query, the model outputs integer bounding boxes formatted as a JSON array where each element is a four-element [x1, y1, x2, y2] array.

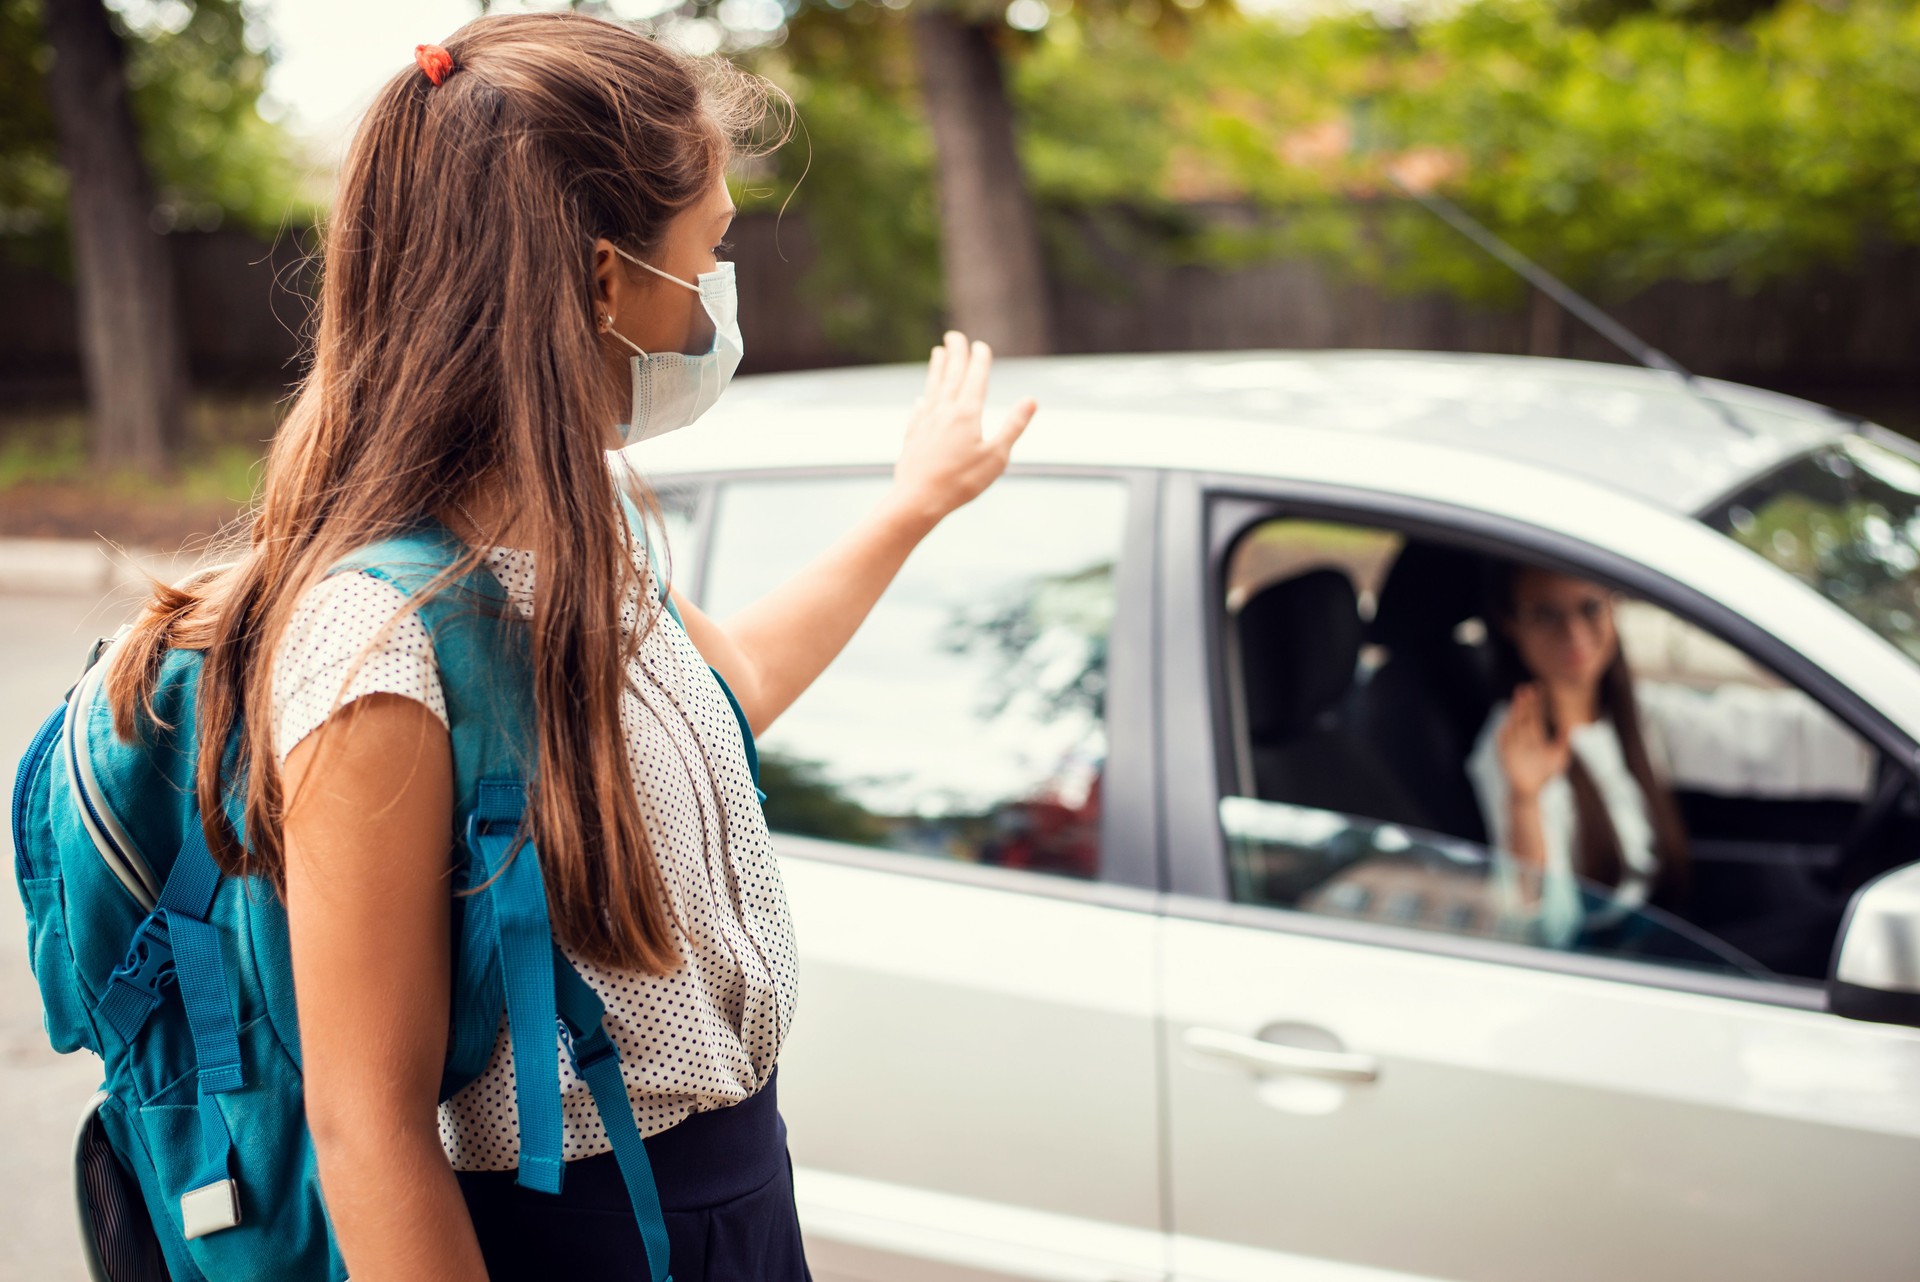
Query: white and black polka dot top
[[268, 525, 798, 1169]]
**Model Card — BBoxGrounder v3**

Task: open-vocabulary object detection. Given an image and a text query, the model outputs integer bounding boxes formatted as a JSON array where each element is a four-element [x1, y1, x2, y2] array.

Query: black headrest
[[1238, 569, 1362, 742], [1369, 542, 1486, 649]]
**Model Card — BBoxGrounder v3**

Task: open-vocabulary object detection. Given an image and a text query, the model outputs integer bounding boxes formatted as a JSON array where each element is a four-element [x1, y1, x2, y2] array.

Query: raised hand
[[890, 330, 1038, 524], [1497, 682, 1573, 803]]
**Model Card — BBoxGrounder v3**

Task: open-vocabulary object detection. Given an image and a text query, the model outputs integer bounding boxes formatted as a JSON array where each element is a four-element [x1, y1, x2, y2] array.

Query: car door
[[694, 468, 1168, 1282], [1154, 473, 1920, 1282]]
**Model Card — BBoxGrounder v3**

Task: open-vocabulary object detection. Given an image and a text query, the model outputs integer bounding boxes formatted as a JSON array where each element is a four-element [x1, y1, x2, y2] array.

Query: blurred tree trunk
[[39, 0, 186, 472], [909, 10, 1054, 356]]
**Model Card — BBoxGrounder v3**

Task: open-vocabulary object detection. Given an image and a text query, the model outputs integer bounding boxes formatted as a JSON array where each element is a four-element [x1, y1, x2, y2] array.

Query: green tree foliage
[[741, 0, 1227, 359], [1356, 0, 1920, 297], [741, 8, 947, 359], [0, 0, 67, 236], [748, 0, 1920, 346], [1020, 0, 1920, 298], [0, 0, 298, 254]]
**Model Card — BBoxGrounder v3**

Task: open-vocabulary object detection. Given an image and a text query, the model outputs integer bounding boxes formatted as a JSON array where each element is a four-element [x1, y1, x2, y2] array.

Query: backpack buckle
[[560, 1018, 619, 1076], [98, 915, 177, 1040], [113, 916, 175, 997]]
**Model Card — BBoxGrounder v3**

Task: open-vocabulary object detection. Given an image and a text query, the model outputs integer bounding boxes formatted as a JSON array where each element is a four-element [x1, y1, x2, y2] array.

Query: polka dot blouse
[[269, 527, 797, 1169]]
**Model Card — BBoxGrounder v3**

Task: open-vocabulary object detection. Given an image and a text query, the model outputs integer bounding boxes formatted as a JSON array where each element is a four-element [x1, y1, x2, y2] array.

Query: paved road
[[2, 589, 146, 1282]]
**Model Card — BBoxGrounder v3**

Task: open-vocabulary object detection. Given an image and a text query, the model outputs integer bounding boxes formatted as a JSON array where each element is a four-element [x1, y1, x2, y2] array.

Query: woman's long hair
[[106, 14, 782, 973], [1487, 567, 1691, 904]]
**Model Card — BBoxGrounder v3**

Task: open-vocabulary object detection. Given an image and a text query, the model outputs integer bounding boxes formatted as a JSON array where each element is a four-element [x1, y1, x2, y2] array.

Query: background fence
[[4, 208, 1913, 426]]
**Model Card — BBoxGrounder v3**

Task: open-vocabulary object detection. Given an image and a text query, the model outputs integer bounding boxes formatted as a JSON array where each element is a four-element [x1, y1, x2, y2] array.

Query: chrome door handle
[[1182, 1026, 1381, 1083]]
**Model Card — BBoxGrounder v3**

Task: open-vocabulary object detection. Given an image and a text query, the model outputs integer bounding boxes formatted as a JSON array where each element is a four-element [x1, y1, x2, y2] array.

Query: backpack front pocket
[[125, 1014, 345, 1281]]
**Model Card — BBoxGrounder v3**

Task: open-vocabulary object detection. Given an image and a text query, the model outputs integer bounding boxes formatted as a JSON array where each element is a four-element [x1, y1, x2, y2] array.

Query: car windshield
[[1704, 435, 1920, 664]]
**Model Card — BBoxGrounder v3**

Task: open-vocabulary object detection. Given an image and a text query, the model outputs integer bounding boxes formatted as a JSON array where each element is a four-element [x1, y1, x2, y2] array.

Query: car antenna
[[1385, 172, 1759, 438]]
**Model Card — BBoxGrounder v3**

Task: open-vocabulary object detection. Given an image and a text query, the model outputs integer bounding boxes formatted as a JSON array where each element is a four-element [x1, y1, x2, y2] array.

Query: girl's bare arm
[[282, 693, 484, 1282]]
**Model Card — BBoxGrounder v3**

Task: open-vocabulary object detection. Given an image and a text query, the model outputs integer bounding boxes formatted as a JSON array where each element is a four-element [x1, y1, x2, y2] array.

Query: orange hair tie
[[415, 43, 455, 88]]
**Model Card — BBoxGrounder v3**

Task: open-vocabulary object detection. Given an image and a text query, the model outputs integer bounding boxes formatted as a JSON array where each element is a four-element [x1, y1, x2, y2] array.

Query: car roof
[[647, 350, 1850, 514]]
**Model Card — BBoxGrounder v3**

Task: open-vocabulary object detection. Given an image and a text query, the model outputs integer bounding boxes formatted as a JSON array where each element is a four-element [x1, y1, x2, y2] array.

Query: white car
[[637, 351, 1920, 1282]]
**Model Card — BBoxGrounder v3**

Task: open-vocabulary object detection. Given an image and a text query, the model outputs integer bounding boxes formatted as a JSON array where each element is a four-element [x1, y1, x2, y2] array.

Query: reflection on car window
[[705, 475, 1127, 879], [1214, 514, 1893, 983], [1706, 436, 1920, 663], [1220, 798, 1771, 978]]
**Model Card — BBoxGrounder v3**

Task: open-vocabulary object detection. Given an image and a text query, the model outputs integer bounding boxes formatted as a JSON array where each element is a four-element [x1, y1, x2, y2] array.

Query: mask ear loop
[[612, 244, 701, 295], [600, 244, 704, 356], [600, 313, 649, 358]]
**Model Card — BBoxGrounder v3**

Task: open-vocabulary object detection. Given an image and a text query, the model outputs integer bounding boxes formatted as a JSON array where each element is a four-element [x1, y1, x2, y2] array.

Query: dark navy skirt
[[456, 1071, 811, 1282]]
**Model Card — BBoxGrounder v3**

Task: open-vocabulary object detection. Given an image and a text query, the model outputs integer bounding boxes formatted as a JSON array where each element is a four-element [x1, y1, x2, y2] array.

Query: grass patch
[[0, 395, 280, 544], [0, 410, 88, 488], [0, 396, 277, 498]]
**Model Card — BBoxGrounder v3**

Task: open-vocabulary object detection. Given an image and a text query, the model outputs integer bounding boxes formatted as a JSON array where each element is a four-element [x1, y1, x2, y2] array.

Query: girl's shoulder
[[271, 569, 449, 765], [280, 567, 435, 660]]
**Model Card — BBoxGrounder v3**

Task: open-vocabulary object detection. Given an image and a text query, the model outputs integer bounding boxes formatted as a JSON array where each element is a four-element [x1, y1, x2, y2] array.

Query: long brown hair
[[106, 14, 781, 973], [1489, 567, 1691, 904]]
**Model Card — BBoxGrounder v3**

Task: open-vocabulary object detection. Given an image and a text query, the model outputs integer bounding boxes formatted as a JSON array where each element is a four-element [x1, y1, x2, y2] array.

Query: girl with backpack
[[97, 13, 1034, 1280]]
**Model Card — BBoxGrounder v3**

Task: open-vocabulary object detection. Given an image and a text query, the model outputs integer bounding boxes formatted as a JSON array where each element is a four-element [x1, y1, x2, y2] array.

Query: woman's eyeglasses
[[1514, 595, 1613, 634]]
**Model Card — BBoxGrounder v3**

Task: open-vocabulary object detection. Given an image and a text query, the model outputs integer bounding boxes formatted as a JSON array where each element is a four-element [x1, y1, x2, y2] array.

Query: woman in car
[[1467, 566, 1691, 946]]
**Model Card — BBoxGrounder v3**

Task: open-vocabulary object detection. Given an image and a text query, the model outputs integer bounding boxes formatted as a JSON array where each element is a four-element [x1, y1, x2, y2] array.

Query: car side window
[[704, 474, 1128, 880], [1215, 515, 1892, 984]]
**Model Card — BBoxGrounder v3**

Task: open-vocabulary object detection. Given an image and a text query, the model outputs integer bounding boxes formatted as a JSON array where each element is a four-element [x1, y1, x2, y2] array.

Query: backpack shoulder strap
[[326, 519, 534, 777], [555, 952, 670, 1281], [326, 520, 510, 626], [328, 521, 535, 1087], [93, 802, 250, 1240]]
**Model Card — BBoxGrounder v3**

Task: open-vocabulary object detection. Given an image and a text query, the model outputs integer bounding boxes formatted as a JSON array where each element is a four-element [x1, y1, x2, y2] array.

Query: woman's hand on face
[[1497, 682, 1573, 802], [890, 330, 1037, 526]]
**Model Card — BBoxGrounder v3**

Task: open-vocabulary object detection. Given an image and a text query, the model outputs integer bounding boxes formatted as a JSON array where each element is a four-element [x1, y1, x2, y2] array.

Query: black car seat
[[1352, 543, 1498, 844], [1236, 569, 1431, 828]]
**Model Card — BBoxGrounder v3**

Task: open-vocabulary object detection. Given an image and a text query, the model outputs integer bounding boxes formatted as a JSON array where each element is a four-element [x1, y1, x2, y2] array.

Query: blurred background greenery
[[2, 0, 1916, 541], [760, 0, 1919, 354]]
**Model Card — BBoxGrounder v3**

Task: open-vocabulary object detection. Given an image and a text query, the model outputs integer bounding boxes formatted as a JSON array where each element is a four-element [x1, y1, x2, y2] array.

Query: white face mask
[[602, 247, 743, 445]]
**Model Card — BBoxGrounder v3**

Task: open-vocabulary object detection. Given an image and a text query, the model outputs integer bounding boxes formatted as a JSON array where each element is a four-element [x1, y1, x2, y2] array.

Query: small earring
[[600, 314, 615, 331]]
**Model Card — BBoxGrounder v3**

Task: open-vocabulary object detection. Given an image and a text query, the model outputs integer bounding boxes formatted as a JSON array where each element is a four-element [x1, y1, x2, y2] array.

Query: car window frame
[[674, 462, 1163, 898], [1159, 468, 1920, 1013]]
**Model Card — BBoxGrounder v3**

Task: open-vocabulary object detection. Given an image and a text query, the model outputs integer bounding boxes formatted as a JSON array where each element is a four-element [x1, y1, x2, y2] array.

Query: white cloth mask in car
[[603, 248, 742, 445]]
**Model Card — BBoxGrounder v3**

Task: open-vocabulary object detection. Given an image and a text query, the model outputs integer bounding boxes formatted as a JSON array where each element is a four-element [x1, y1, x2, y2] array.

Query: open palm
[[1497, 683, 1573, 800], [892, 330, 1037, 522]]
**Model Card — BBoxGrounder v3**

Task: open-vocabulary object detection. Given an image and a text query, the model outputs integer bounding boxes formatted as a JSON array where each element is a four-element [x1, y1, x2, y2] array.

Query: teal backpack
[[11, 514, 759, 1281]]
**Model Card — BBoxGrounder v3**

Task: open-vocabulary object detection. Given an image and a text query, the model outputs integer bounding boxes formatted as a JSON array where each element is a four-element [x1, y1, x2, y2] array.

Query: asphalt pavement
[[2, 587, 148, 1282]]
